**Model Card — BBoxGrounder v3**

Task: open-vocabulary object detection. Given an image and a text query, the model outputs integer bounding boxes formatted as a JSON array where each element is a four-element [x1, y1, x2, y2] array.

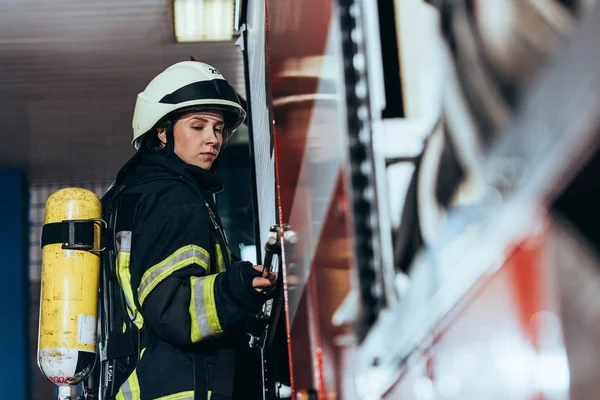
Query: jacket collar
[[115, 150, 224, 194]]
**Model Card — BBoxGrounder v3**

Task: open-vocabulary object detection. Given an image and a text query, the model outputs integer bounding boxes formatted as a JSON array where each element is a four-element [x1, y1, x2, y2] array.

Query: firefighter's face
[[160, 110, 224, 169]]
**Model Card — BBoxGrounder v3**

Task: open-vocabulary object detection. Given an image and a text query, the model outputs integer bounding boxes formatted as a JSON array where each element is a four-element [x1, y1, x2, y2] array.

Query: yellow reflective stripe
[[138, 245, 210, 305], [204, 275, 222, 335], [116, 231, 144, 330], [216, 245, 223, 273], [118, 250, 144, 330], [116, 368, 141, 400], [215, 244, 231, 273], [155, 391, 195, 400], [189, 274, 223, 342]]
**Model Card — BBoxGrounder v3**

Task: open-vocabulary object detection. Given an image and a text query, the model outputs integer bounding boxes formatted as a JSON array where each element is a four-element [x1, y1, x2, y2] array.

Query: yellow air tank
[[38, 188, 103, 396]]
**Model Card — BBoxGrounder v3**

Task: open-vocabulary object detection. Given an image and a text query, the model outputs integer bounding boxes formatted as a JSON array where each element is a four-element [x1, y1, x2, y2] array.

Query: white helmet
[[131, 61, 246, 144]]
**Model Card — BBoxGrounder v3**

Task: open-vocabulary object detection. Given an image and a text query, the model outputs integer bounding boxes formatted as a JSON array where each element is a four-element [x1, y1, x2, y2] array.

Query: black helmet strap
[[158, 79, 240, 105], [163, 120, 175, 155]]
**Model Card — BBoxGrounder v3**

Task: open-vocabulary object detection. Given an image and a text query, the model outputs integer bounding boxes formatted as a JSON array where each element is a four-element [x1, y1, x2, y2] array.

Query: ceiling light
[[173, 0, 235, 42]]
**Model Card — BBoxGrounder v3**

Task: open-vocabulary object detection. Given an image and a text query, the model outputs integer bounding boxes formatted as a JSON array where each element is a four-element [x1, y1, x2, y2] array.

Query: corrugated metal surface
[[0, 0, 245, 183]]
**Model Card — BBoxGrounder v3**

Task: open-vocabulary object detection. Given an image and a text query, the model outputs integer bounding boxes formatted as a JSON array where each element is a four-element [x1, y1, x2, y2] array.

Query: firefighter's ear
[[157, 127, 167, 145]]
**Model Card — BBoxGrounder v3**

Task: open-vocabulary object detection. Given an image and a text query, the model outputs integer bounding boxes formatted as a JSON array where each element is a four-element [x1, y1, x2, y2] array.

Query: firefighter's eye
[[192, 126, 204, 131], [215, 128, 223, 135]]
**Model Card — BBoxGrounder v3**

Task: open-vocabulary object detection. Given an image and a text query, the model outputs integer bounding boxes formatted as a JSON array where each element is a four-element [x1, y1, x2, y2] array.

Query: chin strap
[[164, 120, 175, 155]]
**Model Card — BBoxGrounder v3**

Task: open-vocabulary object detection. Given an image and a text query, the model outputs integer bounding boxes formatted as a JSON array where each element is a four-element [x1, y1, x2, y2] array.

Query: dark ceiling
[[0, 0, 245, 184]]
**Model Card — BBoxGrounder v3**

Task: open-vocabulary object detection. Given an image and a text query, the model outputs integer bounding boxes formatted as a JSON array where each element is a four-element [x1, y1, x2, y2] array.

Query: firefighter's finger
[[265, 271, 277, 284], [252, 277, 274, 289]]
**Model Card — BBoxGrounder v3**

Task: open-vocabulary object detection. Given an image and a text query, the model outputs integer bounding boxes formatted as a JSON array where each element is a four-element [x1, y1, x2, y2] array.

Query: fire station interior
[[0, 1, 256, 398], [2, 0, 600, 399]]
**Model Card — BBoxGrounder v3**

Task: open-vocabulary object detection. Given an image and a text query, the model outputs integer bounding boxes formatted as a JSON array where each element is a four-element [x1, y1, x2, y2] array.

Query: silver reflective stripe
[[115, 231, 136, 320], [138, 247, 209, 302], [116, 231, 132, 252], [193, 276, 212, 338], [120, 379, 133, 400]]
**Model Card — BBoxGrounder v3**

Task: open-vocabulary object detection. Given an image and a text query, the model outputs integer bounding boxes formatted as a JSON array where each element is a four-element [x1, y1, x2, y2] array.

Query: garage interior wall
[[0, 169, 30, 399]]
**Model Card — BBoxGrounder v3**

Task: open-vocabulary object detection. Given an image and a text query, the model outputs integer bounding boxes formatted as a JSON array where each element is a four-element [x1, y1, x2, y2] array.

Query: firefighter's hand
[[252, 265, 276, 293]]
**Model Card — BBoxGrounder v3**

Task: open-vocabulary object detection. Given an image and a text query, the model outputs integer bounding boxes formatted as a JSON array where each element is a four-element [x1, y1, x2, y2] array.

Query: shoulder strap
[[99, 183, 140, 399], [203, 199, 231, 270], [210, 348, 236, 400]]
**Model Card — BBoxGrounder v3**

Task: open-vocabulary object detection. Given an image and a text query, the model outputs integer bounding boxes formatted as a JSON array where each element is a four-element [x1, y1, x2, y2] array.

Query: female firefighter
[[101, 61, 275, 400]]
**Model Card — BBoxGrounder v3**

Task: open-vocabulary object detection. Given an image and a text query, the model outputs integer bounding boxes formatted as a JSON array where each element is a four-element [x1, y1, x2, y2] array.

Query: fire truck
[[239, 0, 600, 399]]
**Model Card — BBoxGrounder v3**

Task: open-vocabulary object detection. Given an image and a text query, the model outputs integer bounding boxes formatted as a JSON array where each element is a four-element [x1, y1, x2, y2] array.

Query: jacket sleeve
[[130, 202, 267, 346]]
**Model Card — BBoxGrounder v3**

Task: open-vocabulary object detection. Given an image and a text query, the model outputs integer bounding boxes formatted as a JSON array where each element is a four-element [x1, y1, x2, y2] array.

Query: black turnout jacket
[[108, 150, 265, 400]]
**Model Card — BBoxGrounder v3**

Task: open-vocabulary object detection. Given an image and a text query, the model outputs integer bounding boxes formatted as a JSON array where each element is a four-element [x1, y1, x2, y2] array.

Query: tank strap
[[101, 325, 156, 361], [99, 184, 138, 399], [41, 219, 99, 250], [210, 348, 235, 400], [193, 353, 207, 400]]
